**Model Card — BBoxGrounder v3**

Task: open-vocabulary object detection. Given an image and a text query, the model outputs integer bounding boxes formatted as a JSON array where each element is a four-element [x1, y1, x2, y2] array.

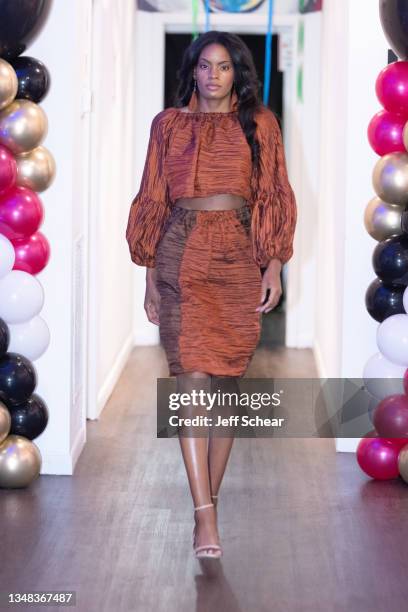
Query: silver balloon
[[372, 152, 408, 206], [0, 402, 11, 444], [398, 444, 408, 484], [16, 145, 56, 192], [364, 196, 404, 241], [0, 58, 17, 110], [0, 435, 41, 488], [0, 99, 47, 155]]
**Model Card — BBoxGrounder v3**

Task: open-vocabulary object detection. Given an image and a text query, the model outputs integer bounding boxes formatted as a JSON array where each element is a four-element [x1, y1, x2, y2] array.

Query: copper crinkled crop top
[[125, 89, 297, 268]]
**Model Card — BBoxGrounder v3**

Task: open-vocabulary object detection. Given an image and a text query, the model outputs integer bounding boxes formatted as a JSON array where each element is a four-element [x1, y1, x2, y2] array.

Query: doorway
[[164, 31, 287, 346]]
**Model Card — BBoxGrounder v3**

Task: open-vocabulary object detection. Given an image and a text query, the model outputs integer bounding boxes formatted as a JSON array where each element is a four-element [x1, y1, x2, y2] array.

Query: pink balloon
[[0, 185, 44, 240], [11, 230, 50, 275], [385, 437, 408, 450], [0, 145, 17, 194], [367, 109, 407, 155], [376, 61, 408, 115], [373, 394, 408, 438], [357, 436, 400, 480]]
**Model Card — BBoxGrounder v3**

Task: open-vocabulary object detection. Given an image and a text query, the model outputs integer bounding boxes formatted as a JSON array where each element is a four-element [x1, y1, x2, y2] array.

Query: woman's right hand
[[145, 268, 160, 325]]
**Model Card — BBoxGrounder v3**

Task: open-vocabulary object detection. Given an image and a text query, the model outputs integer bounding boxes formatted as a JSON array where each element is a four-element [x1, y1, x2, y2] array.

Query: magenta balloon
[[373, 394, 408, 437], [376, 61, 408, 114], [385, 437, 408, 450], [11, 230, 50, 274], [367, 109, 407, 155], [0, 145, 17, 194], [357, 437, 400, 480], [0, 185, 43, 240]]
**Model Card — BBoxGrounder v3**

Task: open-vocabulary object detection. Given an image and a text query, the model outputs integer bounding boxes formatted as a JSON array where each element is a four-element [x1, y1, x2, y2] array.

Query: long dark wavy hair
[[173, 30, 265, 173]]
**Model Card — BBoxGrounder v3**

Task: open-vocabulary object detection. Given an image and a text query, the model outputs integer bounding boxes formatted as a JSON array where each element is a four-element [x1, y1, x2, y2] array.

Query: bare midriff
[[174, 193, 247, 210]]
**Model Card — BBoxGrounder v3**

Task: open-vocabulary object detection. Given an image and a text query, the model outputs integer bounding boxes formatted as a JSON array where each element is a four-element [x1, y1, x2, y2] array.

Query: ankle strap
[[211, 495, 218, 499], [194, 503, 214, 511]]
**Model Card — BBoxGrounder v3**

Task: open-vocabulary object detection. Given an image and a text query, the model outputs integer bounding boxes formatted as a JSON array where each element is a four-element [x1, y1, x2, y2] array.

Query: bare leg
[[176, 371, 220, 554], [208, 376, 240, 510]]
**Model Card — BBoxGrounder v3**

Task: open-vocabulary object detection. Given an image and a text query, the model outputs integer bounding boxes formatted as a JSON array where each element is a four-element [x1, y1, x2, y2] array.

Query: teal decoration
[[263, 0, 274, 106], [204, 0, 210, 31], [192, 0, 199, 39], [298, 19, 304, 55], [297, 64, 303, 103]]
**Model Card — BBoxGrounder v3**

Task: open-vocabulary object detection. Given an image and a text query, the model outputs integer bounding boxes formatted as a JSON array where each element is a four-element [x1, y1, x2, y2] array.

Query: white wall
[[316, 0, 386, 382], [314, 0, 348, 379], [341, 1, 386, 378], [316, 0, 389, 452], [27, 1, 89, 474], [286, 11, 321, 350], [26, 0, 137, 473], [88, 0, 137, 418]]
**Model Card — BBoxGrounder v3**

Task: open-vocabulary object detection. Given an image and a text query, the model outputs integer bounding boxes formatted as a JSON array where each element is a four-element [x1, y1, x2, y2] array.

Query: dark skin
[[143, 43, 283, 555]]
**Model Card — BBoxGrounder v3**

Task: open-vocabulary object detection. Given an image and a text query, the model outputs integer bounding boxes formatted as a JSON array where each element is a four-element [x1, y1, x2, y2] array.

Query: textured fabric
[[125, 90, 297, 268], [155, 203, 262, 377]]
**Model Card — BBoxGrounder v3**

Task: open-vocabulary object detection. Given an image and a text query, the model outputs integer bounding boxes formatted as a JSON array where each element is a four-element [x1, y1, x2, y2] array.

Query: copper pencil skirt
[[155, 203, 263, 377]]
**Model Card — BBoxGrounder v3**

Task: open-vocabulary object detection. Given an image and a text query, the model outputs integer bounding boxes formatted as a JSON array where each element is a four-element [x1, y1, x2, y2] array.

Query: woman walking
[[126, 30, 297, 560]]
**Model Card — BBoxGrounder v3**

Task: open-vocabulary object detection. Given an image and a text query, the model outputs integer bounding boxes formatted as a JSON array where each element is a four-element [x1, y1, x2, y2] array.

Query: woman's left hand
[[255, 259, 282, 314]]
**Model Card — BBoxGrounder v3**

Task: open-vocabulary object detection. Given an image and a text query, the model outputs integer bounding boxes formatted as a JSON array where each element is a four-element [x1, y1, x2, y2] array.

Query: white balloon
[[362, 351, 406, 399], [403, 286, 408, 314], [377, 313, 408, 366], [0, 270, 44, 323], [7, 316, 50, 360], [0, 234, 15, 278]]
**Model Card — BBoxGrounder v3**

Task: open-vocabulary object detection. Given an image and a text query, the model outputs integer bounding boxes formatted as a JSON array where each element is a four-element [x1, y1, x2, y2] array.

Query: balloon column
[[359, 2, 408, 483], [0, 0, 54, 488]]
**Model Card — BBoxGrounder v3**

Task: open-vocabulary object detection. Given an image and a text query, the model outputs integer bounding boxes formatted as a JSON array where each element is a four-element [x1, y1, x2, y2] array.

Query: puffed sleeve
[[250, 106, 297, 267], [125, 111, 172, 267]]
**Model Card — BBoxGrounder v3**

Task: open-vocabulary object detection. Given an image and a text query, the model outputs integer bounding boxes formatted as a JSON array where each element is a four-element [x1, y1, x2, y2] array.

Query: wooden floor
[[1, 331, 408, 611]]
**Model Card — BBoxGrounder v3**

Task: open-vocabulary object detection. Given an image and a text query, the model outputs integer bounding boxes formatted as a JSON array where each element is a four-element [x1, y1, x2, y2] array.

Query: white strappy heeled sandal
[[192, 502, 222, 559]]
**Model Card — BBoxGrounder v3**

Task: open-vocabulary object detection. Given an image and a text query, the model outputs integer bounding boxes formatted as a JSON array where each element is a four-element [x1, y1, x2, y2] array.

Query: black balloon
[[0, 0, 53, 61], [365, 278, 405, 322], [8, 392, 48, 440], [379, 0, 408, 60], [372, 234, 408, 285], [10, 56, 50, 103], [0, 318, 10, 356], [0, 352, 37, 406]]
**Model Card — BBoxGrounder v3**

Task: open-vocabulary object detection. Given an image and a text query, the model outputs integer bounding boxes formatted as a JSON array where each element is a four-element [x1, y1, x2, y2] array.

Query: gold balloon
[[398, 443, 408, 484], [372, 152, 408, 206], [0, 435, 41, 488], [0, 402, 11, 444], [16, 145, 56, 192], [402, 120, 408, 152], [0, 58, 17, 110], [0, 99, 48, 155], [363, 196, 404, 241]]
